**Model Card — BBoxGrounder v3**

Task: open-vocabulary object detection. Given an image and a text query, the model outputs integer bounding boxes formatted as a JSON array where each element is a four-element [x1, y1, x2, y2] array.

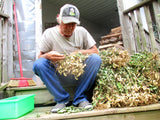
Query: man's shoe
[[50, 103, 66, 113], [78, 101, 93, 109]]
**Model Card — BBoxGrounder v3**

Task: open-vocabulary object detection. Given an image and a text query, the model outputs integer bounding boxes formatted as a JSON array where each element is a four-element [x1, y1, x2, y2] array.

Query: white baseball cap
[[59, 4, 80, 25]]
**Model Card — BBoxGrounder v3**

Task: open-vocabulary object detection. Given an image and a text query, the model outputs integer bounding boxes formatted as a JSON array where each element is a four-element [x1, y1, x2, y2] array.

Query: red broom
[[8, 1, 36, 87]]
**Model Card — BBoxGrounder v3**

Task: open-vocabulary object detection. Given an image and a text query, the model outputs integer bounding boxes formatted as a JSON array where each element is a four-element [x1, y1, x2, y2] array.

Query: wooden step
[[6, 85, 78, 105], [17, 103, 160, 120]]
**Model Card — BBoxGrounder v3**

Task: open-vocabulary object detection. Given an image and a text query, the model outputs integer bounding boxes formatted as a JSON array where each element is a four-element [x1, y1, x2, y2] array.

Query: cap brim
[[62, 17, 80, 25]]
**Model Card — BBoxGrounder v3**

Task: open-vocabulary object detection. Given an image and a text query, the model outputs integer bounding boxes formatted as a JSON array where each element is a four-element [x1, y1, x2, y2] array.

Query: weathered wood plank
[[152, 1, 160, 41], [15, 89, 55, 105], [2, 19, 8, 83], [0, 0, 11, 84], [128, 16, 137, 54], [35, 0, 43, 86], [7, 86, 54, 105], [0, 19, 2, 86], [144, 5, 158, 52], [35, 0, 42, 60], [7, 0, 14, 80], [1, 20, 5, 84], [99, 41, 123, 50], [101, 33, 121, 40], [123, 0, 154, 14], [0, 12, 9, 19], [17, 103, 160, 120], [111, 26, 121, 34], [0, 82, 8, 91], [7, 85, 47, 91], [136, 9, 148, 51], [6, 85, 77, 105], [130, 11, 142, 52], [117, 0, 136, 54]]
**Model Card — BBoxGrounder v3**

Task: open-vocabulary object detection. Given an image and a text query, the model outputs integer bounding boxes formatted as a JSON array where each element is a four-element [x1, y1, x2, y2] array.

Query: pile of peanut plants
[[55, 53, 89, 80], [92, 47, 160, 109]]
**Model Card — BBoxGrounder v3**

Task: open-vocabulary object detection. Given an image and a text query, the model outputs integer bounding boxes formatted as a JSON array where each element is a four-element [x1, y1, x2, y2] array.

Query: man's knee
[[89, 54, 102, 64], [32, 58, 48, 71]]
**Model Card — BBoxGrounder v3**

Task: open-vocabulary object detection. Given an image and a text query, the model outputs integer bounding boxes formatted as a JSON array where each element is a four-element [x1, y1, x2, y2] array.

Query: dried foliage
[[57, 105, 93, 114], [92, 47, 160, 109], [100, 47, 130, 68], [55, 53, 89, 80]]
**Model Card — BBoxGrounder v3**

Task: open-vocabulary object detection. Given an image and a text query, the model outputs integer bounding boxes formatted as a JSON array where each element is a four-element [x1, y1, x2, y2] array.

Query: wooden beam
[[7, 85, 47, 91], [99, 41, 123, 50], [2, 18, 8, 83], [35, 0, 42, 60], [152, 1, 160, 41], [0, 83, 8, 91], [136, 9, 148, 51], [0, 19, 2, 85], [111, 26, 121, 33], [0, 0, 13, 85], [101, 33, 121, 40], [144, 5, 158, 52], [20, 103, 160, 120], [123, 0, 154, 14], [35, 0, 44, 86], [7, 0, 14, 81], [6, 85, 78, 105], [117, 0, 136, 54], [0, 12, 9, 19], [130, 11, 142, 52]]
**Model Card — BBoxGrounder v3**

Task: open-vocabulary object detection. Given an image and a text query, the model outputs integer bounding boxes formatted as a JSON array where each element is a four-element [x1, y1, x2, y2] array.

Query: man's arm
[[38, 51, 65, 62], [71, 45, 99, 55]]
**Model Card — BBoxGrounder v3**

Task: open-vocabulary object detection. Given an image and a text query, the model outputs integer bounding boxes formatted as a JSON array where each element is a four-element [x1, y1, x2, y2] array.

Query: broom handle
[[13, 1, 23, 77]]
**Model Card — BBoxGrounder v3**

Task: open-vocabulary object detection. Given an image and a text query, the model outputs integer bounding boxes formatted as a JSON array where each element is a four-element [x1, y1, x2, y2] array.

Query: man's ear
[[56, 14, 61, 24]]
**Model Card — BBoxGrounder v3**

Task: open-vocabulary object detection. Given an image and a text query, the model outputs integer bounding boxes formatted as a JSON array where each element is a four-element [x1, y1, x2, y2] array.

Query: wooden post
[[144, 5, 158, 52], [0, 0, 13, 85], [35, 0, 42, 60], [130, 11, 142, 52], [136, 9, 148, 51], [117, 0, 136, 54], [152, 1, 160, 41], [0, 19, 2, 86], [35, 0, 44, 86], [2, 19, 8, 83], [7, 0, 14, 81]]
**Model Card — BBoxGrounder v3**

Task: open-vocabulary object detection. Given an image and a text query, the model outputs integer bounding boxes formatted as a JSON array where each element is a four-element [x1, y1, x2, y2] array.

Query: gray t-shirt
[[39, 26, 96, 54]]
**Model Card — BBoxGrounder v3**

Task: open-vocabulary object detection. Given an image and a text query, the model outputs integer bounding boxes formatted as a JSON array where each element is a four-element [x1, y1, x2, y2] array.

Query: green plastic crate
[[0, 94, 35, 120]]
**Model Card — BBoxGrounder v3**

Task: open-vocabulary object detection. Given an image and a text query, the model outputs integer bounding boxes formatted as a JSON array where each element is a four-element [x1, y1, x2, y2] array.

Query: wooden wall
[[0, 0, 14, 88]]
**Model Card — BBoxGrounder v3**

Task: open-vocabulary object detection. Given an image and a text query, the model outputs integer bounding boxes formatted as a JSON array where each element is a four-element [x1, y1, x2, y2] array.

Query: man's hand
[[39, 51, 65, 62], [47, 51, 65, 62]]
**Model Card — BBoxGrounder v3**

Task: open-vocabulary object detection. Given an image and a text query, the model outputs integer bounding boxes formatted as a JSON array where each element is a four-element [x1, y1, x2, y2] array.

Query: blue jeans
[[32, 53, 101, 106]]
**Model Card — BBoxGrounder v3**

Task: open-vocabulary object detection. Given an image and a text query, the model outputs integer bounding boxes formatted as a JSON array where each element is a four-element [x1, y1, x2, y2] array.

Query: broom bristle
[[8, 78, 36, 87], [8, 80, 19, 87], [28, 79, 36, 86]]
